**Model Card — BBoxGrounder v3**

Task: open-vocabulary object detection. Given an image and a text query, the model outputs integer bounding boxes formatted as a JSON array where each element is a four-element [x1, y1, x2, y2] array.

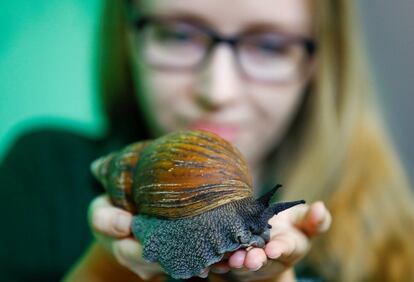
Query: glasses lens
[[238, 33, 308, 83], [141, 20, 209, 69]]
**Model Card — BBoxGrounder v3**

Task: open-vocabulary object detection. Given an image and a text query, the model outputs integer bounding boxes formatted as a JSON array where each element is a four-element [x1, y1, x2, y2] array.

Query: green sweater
[[0, 129, 118, 281]]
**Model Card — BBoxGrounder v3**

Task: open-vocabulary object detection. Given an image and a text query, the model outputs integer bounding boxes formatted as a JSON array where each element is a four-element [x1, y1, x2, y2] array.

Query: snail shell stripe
[[92, 131, 253, 218], [132, 131, 253, 218]]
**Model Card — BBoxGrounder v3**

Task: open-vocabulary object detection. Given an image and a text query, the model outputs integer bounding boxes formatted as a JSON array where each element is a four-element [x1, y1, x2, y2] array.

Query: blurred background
[[1, 0, 413, 183]]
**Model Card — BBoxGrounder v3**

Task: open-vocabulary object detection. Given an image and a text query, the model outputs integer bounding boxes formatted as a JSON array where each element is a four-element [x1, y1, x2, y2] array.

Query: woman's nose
[[194, 44, 242, 110]]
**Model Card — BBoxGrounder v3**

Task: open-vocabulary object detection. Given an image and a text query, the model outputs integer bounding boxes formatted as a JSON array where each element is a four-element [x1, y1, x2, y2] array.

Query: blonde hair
[[97, 0, 414, 281], [277, 0, 414, 281]]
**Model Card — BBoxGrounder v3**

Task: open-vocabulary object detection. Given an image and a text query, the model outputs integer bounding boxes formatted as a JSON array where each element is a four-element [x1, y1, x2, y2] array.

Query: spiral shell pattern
[[92, 130, 253, 218], [133, 130, 253, 218]]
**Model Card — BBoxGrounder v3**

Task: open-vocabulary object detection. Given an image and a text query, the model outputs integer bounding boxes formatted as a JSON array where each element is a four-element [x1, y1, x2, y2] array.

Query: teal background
[[1, 0, 413, 184], [0, 0, 105, 159]]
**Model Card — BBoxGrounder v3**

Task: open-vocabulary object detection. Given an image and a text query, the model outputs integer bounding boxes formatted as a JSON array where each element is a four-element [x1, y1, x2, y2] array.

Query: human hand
[[89, 195, 165, 280], [209, 201, 332, 281], [90, 195, 331, 280]]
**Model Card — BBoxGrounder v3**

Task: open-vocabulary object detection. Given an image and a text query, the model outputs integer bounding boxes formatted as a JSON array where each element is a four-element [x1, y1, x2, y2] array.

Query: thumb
[[88, 195, 133, 238]]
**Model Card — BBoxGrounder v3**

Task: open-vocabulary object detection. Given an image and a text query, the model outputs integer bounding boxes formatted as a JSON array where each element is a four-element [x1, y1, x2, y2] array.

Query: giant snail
[[92, 130, 305, 279]]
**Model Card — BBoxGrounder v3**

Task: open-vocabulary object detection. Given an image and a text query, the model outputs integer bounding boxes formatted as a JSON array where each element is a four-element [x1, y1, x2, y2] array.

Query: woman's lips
[[189, 121, 239, 142]]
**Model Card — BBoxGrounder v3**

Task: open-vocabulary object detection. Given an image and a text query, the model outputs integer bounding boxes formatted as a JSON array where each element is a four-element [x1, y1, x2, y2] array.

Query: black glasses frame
[[134, 16, 316, 55], [130, 16, 317, 83]]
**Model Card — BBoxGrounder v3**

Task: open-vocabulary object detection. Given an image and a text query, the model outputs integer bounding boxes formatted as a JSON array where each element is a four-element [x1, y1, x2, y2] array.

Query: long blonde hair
[[277, 0, 414, 281], [97, 0, 414, 281]]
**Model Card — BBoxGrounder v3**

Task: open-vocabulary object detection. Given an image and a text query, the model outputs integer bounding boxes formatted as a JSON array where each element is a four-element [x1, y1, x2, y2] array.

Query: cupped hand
[[88, 195, 165, 280], [89, 195, 331, 280], [210, 201, 332, 280]]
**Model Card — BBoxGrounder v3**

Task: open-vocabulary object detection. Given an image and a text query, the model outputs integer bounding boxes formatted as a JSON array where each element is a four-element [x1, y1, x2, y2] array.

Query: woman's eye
[[154, 25, 197, 45], [254, 40, 288, 56]]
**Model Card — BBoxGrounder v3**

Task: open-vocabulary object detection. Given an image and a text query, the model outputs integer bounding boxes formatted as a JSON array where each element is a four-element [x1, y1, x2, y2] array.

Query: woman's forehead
[[134, 0, 313, 36]]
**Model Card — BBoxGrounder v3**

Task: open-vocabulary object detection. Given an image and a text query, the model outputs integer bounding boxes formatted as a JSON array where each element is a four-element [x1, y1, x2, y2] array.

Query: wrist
[[274, 269, 296, 282], [63, 241, 156, 282]]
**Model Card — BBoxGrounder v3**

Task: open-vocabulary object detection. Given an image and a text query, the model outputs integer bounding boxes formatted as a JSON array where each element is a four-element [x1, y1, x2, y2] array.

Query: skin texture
[[130, 0, 315, 170]]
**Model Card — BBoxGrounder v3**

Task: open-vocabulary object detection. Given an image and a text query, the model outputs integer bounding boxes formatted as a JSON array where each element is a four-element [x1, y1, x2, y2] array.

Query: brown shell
[[91, 140, 152, 213], [92, 130, 253, 218]]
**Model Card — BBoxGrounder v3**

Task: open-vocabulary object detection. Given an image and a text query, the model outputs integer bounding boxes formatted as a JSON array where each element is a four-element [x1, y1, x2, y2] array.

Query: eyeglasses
[[130, 17, 316, 84]]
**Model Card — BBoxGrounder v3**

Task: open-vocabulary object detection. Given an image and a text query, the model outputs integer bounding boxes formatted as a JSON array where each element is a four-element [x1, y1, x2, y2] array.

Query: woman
[[66, 0, 414, 281], [2, 0, 413, 281], [67, 0, 331, 280]]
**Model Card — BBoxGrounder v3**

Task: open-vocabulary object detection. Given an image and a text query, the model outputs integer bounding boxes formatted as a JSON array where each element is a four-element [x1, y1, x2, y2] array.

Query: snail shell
[[92, 130, 253, 217], [92, 130, 305, 279]]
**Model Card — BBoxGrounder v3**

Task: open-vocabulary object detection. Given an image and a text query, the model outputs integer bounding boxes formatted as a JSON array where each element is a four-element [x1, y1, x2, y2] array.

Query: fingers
[[264, 229, 309, 266], [228, 249, 246, 269], [244, 248, 267, 270], [273, 201, 331, 237], [112, 237, 144, 265], [113, 237, 165, 280], [228, 248, 268, 271], [262, 201, 330, 268], [227, 201, 331, 275], [88, 195, 133, 238], [227, 247, 290, 281], [87, 195, 166, 280], [296, 201, 332, 237]]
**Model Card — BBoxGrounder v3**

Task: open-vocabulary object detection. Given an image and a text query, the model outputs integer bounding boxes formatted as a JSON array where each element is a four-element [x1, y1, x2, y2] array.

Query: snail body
[[92, 130, 305, 279]]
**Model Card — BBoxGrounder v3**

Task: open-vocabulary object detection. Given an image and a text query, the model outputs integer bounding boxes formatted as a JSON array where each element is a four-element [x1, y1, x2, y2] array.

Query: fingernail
[[267, 250, 281, 259], [266, 243, 281, 259], [251, 263, 262, 271], [114, 213, 130, 233], [198, 269, 209, 278]]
